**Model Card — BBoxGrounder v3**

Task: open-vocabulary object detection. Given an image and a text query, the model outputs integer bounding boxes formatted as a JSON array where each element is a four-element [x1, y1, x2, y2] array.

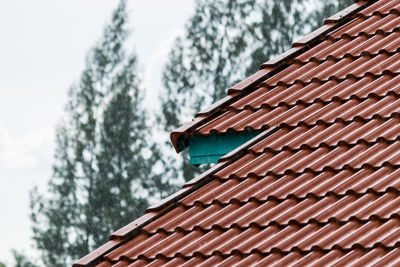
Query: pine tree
[[91, 56, 150, 245], [29, 1, 162, 265], [160, 0, 353, 181]]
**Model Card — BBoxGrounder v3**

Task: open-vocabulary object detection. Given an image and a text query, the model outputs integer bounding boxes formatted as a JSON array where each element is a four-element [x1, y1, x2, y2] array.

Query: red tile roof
[[75, 0, 400, 266]]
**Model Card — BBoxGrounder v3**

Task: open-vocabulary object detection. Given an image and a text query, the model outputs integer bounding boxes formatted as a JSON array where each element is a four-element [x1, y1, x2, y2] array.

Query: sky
[[0, 0, 194, 264]]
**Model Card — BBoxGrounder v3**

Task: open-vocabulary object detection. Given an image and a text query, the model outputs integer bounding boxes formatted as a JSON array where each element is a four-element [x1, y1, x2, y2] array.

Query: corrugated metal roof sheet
[[75, 0, 400, 266]]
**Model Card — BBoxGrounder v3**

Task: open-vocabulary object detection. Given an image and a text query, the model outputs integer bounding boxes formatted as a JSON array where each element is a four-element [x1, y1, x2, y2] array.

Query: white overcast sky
[[0, 0, 194, 263]]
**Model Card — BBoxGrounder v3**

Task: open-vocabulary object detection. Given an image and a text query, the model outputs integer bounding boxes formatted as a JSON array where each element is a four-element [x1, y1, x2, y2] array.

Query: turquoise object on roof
[[189, 131, 258, 165]]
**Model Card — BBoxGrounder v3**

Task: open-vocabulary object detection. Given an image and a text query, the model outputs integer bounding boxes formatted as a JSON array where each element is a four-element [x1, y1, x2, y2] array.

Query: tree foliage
[[11, 250, 39, 267], [29, 1, 162, 265], [160, 0, 353, 181]]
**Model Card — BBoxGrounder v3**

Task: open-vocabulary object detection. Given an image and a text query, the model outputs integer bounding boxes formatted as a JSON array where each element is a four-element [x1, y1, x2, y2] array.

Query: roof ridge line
[[171, 0, 373, 152]]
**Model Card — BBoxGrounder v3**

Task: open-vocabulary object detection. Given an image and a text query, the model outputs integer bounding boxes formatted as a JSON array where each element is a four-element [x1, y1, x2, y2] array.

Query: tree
[[91, 57, 150, 244], [29, 0, 163, 265], [160, 0, 353, 181], [12, 250, 39, 267]]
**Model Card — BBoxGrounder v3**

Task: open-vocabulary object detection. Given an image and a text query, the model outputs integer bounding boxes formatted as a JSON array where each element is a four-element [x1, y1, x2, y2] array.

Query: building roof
[[75, 0, 400, 266]]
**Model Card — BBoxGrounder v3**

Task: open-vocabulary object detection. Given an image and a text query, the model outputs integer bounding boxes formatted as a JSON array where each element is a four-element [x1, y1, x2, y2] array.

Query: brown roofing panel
[[216, 141, 400, 178], [97, 248, 400, 266], [142, 192, 400, 233], [250, 118, 400, 152], [231, 73, 400, 110], [330, 13, 400, 39], [295, 32, 400, 63], [102, 218, 400, 261], [180, 166, 400, 205], [197, 95, 400, 135], [360, 0, 400, 17], [264, 53, 400, 87]]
